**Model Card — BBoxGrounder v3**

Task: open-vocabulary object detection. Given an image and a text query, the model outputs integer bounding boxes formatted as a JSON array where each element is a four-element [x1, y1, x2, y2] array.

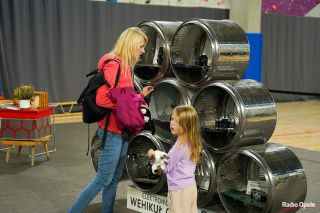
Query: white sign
[[199, 177, 210, 190], [127, 186, 169, 213], [126, 185, 227, 213]]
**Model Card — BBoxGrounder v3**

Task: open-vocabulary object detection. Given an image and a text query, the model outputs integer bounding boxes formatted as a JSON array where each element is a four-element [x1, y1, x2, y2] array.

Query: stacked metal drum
[[124, 19, 307, 212]]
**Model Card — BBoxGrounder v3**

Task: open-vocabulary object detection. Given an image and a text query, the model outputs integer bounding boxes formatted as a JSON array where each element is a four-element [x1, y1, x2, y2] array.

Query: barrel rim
[[193, 80, 245, 152], [126, 130, 167, 193], [170, 18, 220, 88], [197, 145, 219, 207], [151, 78, 192, 144], [136, 21, 173, 85], [133, 78, 143, 94]]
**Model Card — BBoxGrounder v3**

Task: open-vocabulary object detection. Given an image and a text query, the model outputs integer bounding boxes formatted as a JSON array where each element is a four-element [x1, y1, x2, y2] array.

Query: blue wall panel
[[242, 33, 263, 82]]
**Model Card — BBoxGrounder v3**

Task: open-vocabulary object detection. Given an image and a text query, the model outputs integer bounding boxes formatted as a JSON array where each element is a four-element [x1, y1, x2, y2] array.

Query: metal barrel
[[196, 145, 224, 207], [170, 18, 250, 88], [90, 130, 100, 172], [193, 79, 277, 153], [135, 21, 182, 85], [148, 77, 197, 144], [126, 130, 172, 194], [217, 143, 307, 213]]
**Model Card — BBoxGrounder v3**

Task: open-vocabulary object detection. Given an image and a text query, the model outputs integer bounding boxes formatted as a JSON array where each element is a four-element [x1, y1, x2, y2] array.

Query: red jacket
[[96, 53, 139, 134]]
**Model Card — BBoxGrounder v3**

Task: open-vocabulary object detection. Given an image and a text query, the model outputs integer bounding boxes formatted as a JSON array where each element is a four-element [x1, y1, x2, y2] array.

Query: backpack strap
[[101, 59, 121, 149], [102, 59, 121, 88], [86, 69, 100, 77], [78, 60, 118, 105]]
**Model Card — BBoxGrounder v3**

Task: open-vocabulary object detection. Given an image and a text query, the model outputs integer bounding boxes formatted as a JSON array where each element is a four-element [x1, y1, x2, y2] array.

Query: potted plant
[[13, 88, 19, 105], [15, 85, 35, 109]]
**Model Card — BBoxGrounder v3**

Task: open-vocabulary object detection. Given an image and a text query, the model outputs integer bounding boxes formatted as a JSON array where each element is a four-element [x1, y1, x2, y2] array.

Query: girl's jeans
[[68, 126, 129, 213]]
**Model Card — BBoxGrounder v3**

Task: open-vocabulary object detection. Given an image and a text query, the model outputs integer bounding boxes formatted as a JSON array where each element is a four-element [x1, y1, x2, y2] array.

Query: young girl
[[148, 105, 202, 213]]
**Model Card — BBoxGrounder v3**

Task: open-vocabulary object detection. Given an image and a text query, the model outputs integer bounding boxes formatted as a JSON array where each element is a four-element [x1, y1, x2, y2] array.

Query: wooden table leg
[[31, 146, 35, 166], [16, 146, 22, 159], [2, 135, 52, 166], [44, 142, 50, 160], [6, 145, 12, 163]]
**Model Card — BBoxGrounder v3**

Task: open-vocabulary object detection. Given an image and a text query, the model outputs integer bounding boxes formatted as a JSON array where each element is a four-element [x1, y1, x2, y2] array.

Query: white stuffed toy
[[148, 150, 169, 174]]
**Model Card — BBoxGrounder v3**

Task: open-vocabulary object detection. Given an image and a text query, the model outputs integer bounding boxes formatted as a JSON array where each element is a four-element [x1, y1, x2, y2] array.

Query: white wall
[[94, 0, 230, 9], [306, 4, 320, 18]]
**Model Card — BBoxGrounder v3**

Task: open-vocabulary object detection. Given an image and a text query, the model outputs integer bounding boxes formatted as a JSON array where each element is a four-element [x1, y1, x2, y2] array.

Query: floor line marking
[[277, 118, 320, 125], [273, 131, 320, 137], [278, 111, 320, 115], [279, 114, 320, 119], [276, 102, 320, 110], [271, 137, 320, 147]]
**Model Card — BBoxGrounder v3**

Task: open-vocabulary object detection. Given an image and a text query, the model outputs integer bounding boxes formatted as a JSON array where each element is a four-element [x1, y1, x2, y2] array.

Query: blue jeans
[[68, 126, 128, 213]]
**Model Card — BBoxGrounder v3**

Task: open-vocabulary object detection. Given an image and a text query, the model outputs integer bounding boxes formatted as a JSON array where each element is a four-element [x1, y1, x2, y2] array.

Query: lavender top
[[163, 141, 196, 191]]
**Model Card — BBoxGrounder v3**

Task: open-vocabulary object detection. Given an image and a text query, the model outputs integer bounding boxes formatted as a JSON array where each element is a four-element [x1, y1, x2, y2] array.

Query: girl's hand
[[142, 86, 154, 97], [156, 165, 164, 175]]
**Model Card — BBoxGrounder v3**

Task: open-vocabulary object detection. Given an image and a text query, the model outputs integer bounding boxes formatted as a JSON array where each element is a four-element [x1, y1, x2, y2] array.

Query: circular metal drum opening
[[149, 78, 196, 144], [170, 18, 250, 88], [217, 143, 307, 213], [126, 131, 171, 193], [196, 146, 223, 207], [193, 79, 277, 153], [135, 21, 182, 85]]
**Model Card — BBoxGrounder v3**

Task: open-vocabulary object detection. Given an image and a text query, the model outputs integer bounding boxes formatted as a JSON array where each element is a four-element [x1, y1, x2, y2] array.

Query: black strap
[[86, 69, 100, 77], [102, 59, 120, 88], [101, 110, 111, 148], [100, 59, 121, 148], [86, 124, 91, 155]]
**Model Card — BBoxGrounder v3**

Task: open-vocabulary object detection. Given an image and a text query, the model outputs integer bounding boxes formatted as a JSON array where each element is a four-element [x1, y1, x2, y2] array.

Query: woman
[[68, 27, 154, 213]]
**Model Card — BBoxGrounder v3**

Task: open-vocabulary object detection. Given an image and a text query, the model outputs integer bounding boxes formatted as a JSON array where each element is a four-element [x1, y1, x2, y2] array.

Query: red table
[[0, 106, 55, 140], [0, 106, 55, 118], [0, 105, 56, 166]]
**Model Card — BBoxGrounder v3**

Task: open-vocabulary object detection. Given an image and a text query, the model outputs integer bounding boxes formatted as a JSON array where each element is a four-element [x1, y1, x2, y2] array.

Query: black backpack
[[77, 59, 121, 154]]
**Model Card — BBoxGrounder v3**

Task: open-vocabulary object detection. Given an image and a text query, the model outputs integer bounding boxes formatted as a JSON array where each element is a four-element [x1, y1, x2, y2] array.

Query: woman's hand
[[141, 103, 149, 109], [142, 86, 154, 97]]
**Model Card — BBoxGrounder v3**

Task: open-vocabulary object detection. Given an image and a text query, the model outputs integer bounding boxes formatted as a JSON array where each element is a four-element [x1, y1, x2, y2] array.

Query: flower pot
[[19, 99, 31, 109], [13, 97, 19, 105]]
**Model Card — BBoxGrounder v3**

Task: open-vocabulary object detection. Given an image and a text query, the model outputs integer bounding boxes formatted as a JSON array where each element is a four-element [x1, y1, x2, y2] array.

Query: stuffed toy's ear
[[141, 107, 151, 123], [141, 108, 149, 123], [141, 107, 155, 135]]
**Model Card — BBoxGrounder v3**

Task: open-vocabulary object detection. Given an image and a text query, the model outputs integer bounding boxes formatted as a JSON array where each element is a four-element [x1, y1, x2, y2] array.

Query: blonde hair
[[173, 105, 202, 164], [110, 27, 148, 76]]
